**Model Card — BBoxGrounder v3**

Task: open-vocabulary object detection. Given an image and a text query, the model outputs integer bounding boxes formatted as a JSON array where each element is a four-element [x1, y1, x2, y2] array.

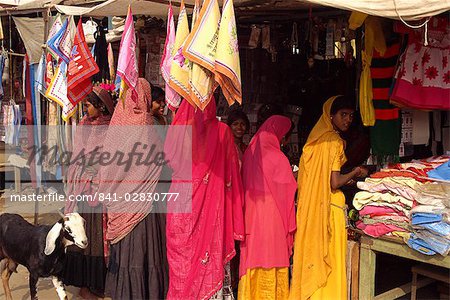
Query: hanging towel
[[182, 0, 220, 109], [48, 18, 68, 62], [370, 42, 401, 157], [58, 16, 76, 64], [168, 0, 191, 103], [67, 19, 99, 105], [116, 6, 138, 102], [47, 15, 63, 59], [215, 0, 242, 106], [46, 62, 76, 121], [160, 4, 181, 110]]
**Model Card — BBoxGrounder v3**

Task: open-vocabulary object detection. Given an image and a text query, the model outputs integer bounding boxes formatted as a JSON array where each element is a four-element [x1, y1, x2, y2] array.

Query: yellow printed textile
[[45, 64, 76, 122], [238, 268, 289, 300], [168, 0, 192, 104], [215, 0, 242, 106], [183, 0, 220, 110]]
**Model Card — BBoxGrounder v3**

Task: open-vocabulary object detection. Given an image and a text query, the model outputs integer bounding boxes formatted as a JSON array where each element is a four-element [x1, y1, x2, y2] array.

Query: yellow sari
[[289, 96, 347, 300]]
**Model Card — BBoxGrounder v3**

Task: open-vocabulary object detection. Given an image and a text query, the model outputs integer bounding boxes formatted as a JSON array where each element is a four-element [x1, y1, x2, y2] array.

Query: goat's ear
[[44, 222, 63, 255]]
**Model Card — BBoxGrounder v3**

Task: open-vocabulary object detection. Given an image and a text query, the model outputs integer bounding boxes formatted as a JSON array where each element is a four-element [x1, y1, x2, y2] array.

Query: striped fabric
[[370, 42, 402, 157]]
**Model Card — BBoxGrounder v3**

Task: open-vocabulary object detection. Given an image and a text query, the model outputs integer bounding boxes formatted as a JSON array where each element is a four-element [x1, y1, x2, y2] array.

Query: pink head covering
[[165, 98, 245, 300], [239, 115, 297, 276], [97, 78, 163, 244]]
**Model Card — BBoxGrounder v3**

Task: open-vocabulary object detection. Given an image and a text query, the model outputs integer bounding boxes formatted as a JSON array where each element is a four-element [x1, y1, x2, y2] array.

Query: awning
[[301, 0, 450, 20], [56, 0, 192, 18]]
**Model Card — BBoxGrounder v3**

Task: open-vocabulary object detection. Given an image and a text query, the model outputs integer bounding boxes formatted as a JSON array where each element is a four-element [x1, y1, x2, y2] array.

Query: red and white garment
[[392, 17, 450, 110]]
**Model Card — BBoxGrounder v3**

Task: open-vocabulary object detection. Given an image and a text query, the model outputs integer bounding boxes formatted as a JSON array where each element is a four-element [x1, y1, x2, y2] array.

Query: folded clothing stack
[[407, 181, 450, 256], [353, 156, 450, 256]]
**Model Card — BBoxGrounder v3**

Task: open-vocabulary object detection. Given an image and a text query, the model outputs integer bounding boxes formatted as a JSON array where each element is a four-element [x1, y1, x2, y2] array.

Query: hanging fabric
[[93, 22, 109, 83], [168, 0, 191, 104], [46, 62, 76, 121], [160, 3, 181, 111], [370, 42, 402, 160], [116, 5, 138, 102], [47, 15, 63, 59], [12, 17, 45, 64], [182, 0, 220, 110], [67, 19, 99, 105], [349, 12, 386, 126], [391, 17, 450, 110], [58, 16, 76, 64], [215, 0, 242, 106]]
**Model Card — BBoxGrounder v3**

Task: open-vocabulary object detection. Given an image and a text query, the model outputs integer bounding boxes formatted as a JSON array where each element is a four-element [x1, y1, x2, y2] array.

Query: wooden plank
[[368, 238, 450, 269], [373, 278, 435, 300], [359, 243, 376, 300]]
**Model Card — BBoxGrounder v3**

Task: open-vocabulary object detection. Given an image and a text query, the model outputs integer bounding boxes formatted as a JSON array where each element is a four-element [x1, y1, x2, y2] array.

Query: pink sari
[[165, 98, 245, 300], [239, 115, 297, 277]]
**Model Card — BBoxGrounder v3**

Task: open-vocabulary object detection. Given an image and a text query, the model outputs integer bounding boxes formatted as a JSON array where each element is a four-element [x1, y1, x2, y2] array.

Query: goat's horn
[[58, 208, 65, 218]]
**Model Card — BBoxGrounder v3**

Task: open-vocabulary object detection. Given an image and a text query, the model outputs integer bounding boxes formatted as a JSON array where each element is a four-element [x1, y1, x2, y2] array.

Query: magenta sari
[[165, 98, 245, 300]]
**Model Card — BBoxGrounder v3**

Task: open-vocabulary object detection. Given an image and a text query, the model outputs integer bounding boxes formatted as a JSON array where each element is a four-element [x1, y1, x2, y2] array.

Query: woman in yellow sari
[[289, 96, 368, 300]]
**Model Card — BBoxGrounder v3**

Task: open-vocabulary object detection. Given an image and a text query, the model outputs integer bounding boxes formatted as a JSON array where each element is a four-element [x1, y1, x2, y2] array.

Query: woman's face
[[331, 109, 354, 132], [152, 98, 165, 116], [230, 119, 247, 139], [83, 100, 100, 118]]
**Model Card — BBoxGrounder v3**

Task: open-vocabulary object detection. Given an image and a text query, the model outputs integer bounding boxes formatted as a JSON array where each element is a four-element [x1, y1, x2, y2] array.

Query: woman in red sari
[[165, 97, 245, 300]]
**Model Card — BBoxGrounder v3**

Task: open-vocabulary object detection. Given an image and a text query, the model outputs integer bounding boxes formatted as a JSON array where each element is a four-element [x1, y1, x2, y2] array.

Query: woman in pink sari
[[238, 115, 297, 300], [165, 97, 245, 300]]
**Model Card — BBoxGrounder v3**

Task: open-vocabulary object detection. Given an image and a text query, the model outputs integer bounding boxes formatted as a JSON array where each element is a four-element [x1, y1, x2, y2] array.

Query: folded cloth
[[356, 221, 406, 238], [357, 202, 410, 217], [359, 205, 405, 217], [416, 183, 450, 207], [354, 191, 413, 210], [414, 221, 450, 239], [407, 234, 437, 256], [357, 177, 420, 200], [411, 205, 449, 215], [362, 217, 411, 231], [413, 230, 450, 256], [411, 213, 443, 225]]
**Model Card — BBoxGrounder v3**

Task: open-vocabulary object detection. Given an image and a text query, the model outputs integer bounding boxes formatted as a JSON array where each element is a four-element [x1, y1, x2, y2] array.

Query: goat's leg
[[51, 276, 68, 300], [1, 260, 13, 300], [29, 273, 39, 300]]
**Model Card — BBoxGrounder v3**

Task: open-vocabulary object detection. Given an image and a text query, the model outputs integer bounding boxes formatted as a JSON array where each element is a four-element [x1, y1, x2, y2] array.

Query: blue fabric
[[407, 235, 437, 255], [427, 160, 450, 180], [47, 18, 67, 61], [419, 221, 450, 237], [411, 213, 443, 225]]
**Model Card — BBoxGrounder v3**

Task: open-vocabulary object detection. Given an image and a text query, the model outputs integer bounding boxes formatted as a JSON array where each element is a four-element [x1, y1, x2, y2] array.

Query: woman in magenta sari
[[238, 115, 297, 299], [165, 97, 245, 300]]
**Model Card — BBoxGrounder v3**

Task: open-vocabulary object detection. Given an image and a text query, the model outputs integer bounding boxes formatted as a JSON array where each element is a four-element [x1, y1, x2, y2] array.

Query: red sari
[[165, 98, 245, 300]]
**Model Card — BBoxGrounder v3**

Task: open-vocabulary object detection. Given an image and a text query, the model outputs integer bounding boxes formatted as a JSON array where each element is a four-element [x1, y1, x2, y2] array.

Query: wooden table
[[359, 235, 450, 300]]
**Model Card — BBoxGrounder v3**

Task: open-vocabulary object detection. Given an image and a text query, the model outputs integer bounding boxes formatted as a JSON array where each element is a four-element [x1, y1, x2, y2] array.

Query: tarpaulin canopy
[[56, 0, 192, 17], [301, 0, 450, 20], [12, 16, 45, 63]]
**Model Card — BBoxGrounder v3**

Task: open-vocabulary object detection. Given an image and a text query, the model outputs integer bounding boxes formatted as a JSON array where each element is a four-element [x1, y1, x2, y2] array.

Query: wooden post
[[359, 240, 376, 300], [351, 242, 360, 300]]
